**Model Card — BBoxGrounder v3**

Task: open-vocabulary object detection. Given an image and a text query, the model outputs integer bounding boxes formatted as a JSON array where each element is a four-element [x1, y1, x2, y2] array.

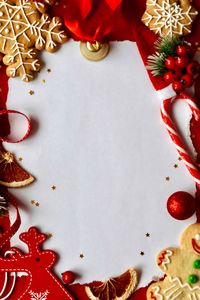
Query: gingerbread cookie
[[142, 0, 198, 37], [0, 0, 67, 81], [147, 224, 200, 300]]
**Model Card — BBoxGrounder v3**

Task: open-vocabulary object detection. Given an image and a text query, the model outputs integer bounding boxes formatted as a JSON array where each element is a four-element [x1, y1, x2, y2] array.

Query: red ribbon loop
[[0, 110, 31, 143]]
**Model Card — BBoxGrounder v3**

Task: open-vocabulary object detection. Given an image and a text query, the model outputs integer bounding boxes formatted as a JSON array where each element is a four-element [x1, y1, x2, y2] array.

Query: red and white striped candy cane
[[160, 91, 200, 184]]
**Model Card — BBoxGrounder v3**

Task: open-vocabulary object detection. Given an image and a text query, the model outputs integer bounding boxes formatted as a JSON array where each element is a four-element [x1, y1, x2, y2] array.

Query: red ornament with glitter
[[167, 191, 196, 220]]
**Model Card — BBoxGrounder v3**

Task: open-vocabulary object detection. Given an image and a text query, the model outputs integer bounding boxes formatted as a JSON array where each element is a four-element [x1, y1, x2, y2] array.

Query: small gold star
[[165, 176, 170, 181], [18, 157, 23, 162], [41, 79, 46, 84], [51, 185, 56, 190], [80, 253, 84, 259], [31, 200, 40, 207], [46, 233, 53, 239], [140, 251, 145, 256], [174, 164, 178, 169], [29, 90, 34, 95], [146, 233, 150, 237], [47, 68, 51, 73]]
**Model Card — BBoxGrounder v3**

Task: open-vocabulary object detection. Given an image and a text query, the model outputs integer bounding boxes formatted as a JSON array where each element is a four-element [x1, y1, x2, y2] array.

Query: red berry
[[180, 74, 193, 88], [163, 68, 182, 84], [163, 71, 174, 84], [62, 271, 75, 284], [175, 56, 190, 68], [165, 56, 176, 69], [172, 81, 184, 93], [187, 61, 200, 76], [167, 191, 196, 220], [171, 67, 183, 80], [176, 44, 191, 56]]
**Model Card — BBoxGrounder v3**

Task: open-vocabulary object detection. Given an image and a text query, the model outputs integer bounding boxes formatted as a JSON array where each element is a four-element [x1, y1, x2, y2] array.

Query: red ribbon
[[0, 189, 21, 251], [0, 110, 31, 143]]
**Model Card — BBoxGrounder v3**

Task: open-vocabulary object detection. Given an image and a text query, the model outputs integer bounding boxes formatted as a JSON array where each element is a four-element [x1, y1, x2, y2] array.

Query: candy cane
[[160, 91, 200, 184]]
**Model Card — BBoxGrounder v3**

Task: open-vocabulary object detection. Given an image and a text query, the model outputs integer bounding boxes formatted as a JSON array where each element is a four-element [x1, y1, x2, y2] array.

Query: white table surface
[[6, 41, 196, 286]]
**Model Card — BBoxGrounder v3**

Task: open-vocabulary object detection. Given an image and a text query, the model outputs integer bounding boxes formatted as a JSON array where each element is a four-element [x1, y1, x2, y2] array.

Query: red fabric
[[51, 0, 200, 91], [0, 227, 74, 299]]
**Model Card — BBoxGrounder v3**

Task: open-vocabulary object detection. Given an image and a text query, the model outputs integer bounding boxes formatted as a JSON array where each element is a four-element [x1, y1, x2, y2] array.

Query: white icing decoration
[[0, 11, 3, 16], [195, 234, 200, 241], [142, 0, 198, 37], [151, 276, 200, 300], [161, 250, 173, 271], [29, 290, 49, 300]]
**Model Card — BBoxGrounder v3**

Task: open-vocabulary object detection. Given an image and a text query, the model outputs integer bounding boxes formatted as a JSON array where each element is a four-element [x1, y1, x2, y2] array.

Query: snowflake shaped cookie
[[0, 0, 67, 81], [142, 0, 198, 37]]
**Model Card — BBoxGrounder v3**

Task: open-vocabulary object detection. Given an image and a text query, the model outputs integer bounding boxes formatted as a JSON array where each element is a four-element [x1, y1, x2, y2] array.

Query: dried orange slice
[[0, 144, 34, 188], [85, 268, 138, 300]]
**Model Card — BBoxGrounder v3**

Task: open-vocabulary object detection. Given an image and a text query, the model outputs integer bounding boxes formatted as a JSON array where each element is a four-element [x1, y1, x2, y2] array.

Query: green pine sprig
[[147, 52, 167, 76], [147, 36, 182, 77], [155, 36, 181, 56]]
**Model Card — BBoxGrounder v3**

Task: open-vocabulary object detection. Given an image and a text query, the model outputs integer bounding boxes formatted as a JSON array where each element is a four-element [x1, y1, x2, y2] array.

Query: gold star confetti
[[174, 164, 178, 169], [51, 185, 56, 190], [18, 157, 23, 162], [31, 200, 40, 207], [140, 251, 145, 256], [165, 176, 170, 181], [46, 233, 53, 239], [146, 233, 150, 237], [80, 253, 84, 259], [29, 90, 34, 95], [41, 79, 46, 84], [47, 68, 51, 73]]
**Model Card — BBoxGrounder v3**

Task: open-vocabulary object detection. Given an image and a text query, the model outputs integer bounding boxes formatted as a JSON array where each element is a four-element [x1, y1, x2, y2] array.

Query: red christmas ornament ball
[[167, 191, 196, 220], [62, 271, 75, 284]]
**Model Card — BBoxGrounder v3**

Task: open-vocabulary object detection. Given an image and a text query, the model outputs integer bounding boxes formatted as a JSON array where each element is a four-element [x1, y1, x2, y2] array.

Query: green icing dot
[[194, 260, 200, 269], [188, 274, 199, 284]]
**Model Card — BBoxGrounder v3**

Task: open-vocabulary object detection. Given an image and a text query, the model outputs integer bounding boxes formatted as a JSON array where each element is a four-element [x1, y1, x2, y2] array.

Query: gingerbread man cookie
[[147, 224, 200, 300], [142, 0, 198, 37], [0, 0, 67, 81]]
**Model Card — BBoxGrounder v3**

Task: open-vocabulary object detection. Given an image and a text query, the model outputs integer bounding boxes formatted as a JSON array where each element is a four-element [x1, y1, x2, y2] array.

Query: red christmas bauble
[[172, 81, 184, 93], [180, 74, 193, 88], [62, 271, 76, 284], [167, 191, 196, 220], [165, 56, 176, 69], [176, 45, 191, 56], [187, 61, 200, 76], [175, 56, 190, 68]]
